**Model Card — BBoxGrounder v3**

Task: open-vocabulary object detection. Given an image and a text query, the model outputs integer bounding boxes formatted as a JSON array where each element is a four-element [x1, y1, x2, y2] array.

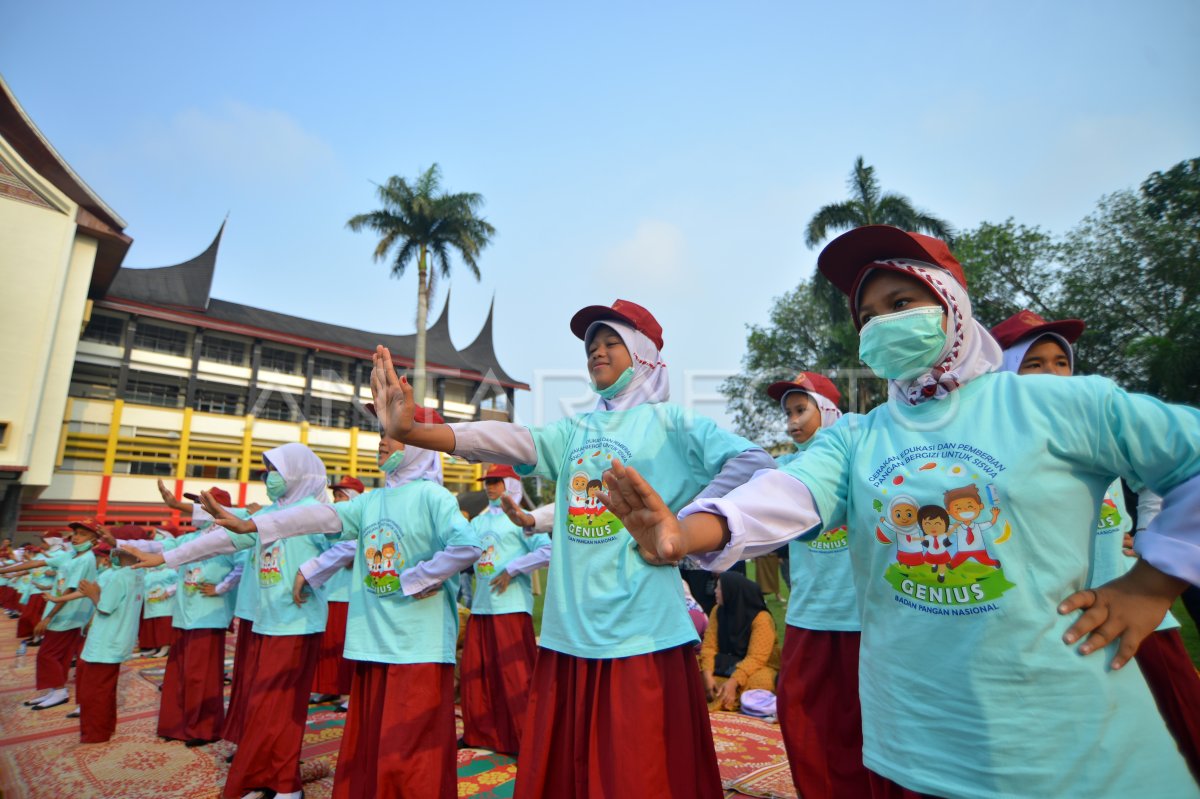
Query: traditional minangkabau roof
[[100, 223, 529, 390]]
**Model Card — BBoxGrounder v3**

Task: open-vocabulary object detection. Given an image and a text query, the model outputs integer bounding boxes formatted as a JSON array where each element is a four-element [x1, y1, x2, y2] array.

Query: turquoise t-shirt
[[225, 497, 333, 637], [778, 438, 861, 633], [469, 509, 551, 616], [142, 557, 178, 620], [43, 550, 97, 632], [80, 566, 145, 664], [231, 548, 256, 622], [167, 530, 237, 630], [785, 371, 1199, 798], [518, 402, 757, 659], [318, 554, 353, 603], [1089, 479, 1179, 632], [336, 479, 479, 665]]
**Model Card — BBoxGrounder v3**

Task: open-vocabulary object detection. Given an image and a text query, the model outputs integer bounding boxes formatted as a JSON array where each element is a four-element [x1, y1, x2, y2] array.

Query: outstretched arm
[[372, 346, 457, 452]]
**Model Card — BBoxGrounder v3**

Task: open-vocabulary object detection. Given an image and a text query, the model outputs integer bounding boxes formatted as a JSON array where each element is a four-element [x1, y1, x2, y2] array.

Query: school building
[[0, 75, 527, 540]]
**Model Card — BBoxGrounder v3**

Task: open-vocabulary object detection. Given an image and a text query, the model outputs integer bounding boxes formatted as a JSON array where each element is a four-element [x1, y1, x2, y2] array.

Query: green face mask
[[380, 450, 405, 474], [858, 306, 947, 380], [109, 554, 121, 568], [265, 471, 288, 500], [591, 366, 635, 400], [73, 541, 93, 554]]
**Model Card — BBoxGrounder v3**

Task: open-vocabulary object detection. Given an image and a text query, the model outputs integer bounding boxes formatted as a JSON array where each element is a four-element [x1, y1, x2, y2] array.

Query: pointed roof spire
[[462, 294, 527, 389], [106, 221, 224, 309]]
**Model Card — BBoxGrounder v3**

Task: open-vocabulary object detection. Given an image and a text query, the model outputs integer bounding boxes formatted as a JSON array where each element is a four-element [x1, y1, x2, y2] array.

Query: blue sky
[[5, 1, 1198, 427]]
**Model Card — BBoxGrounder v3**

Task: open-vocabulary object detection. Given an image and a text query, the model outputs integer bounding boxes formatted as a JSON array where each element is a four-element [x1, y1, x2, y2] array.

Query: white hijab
[[384, 444, 444, 488], [585, 319, 670, 412], [263, 443, 330, 507], [857, 260, 1004, 405], [780, 388, 843, 430], [1000, 333, 1075, 375], [482, 476, 525, 515]]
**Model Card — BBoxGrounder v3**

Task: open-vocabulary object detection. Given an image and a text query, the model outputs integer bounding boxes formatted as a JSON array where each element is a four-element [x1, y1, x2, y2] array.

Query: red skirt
[[76, 659, 120, 743], [776, 626, 871, 799], [0, 586, 18, 611], [223, 631, 320, 798], [18, 593, 46, 639], [513, 644, 723, 799], [222, 618, 255, 744], [1136, 628, 1200, 783], [159, 627, 227, 742], [138, 614, 176, 650], [311, 601, 353, 696], [36, 627, 81, 689], [461, 612, 538, 754], [332, 661, 457, 799]]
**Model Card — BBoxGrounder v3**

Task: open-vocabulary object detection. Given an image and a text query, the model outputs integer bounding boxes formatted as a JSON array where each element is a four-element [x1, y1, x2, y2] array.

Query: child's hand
[[501, 495, 536, 529], [1058, 558, 1187, 669], [371, 346, 414, 441], [292, 572, 310, 606], [45, 594, 67, 604], [157, 479, 184, 510], [198, 583, 219, 597], [489, 570, 513, 595], [200, 491, 257, 534], [1121, 533, 1137, 558], [599, 459, 685, 565], [413, 583, 441, 600], [129, 549, 167, 570], [34, 619, 49, 637], [79, 580, 100, 603]]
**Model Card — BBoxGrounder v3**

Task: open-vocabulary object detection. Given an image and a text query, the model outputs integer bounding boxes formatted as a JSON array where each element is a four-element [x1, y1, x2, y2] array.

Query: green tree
[[347, 164, 496, 403], [1058, 158, 1200, 402], [952, 219, 1062, 329]]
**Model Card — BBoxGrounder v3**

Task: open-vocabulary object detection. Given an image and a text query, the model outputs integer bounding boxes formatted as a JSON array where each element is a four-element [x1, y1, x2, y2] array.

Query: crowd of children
[[1, 225, 1198, 799]]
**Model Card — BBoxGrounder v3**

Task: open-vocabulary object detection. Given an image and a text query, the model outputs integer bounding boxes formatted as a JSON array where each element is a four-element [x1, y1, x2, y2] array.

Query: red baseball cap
[[208, 487, 234, 507], [766, 372, 842, 407], [479, 464, 520, 482], [332, 476, 366, 495], [989, 310, 1085, 351], [113, 524, 152, 540], [570, 300, 664, 351], [68, 518, 104, 536], [93, 542, 113, 557], [818, 225, 967, 298]]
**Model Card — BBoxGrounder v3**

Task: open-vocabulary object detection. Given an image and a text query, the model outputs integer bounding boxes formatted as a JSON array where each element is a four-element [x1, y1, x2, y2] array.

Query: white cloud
[[601, 219, 685, 286]]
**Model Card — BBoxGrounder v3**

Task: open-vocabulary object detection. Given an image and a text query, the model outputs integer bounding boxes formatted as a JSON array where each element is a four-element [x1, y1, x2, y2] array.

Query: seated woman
[[699, 572, 780, 711]]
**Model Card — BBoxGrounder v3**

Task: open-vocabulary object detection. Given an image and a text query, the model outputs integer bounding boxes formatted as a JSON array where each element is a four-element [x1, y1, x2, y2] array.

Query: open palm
[[599, 460, 685, 566]]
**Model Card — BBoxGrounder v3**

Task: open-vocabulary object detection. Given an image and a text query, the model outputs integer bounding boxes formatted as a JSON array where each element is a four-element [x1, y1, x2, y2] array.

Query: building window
[[260, 346, 298, 373], [187, 464, 235, 480], [257, 394, 298, 422], [130, 461, 173, 477], [313, 355, 347, 381], [195, 388, 243, 416], [69, 364, 119, 400], [81, 314, 125, 346], [133, 322, 189, 356], [125, 378, 181, 408], [200, 336, 246, 365]]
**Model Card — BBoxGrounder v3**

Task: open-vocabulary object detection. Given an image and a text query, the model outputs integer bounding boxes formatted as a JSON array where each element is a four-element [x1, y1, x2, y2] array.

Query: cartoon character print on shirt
[[870, 443, 1016, 612], [258, 543, 284, 587], [183, 566, 204, 595], [361, 520, 405, 596], [807, 526, 849, 554], [476, 534, 499, 578], [146, 584, 171, 604], [1096, 486, 1125, 535], [563, 437, 634, 544]]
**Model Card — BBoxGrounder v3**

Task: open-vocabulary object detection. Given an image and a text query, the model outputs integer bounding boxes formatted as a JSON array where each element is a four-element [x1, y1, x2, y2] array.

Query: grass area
[[525, 563, 1199, 670]]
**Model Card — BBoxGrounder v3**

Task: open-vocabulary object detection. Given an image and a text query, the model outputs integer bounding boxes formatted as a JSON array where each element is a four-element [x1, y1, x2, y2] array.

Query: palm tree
[[805, 156, 954, 248], [804, 156, 954, 325], [347, 164, 495, 404]]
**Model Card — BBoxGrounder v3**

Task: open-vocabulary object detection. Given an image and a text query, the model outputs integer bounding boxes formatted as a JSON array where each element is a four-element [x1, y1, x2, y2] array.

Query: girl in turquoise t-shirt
[[993, 308, 1200, 783], [766, 371, 871, 799], [370, 299, 776, 799], [460, 464, 551, 755], [603, 227, 1200, 799]]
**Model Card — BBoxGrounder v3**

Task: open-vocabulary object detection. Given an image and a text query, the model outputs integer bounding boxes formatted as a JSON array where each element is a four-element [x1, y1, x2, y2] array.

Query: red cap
[[989, 310, 1085, 351], [570, 300, 664, 350], [208, 487, 234, 508], [155, 523, 183, 538], [332, 476, 366, 495], [68, 518, 104, 536], [818, 225, 966, 298], [93, 542, 113, 556], [766, 372, 842, 407], [112, 524, 151, 540], [479, 464, 520, 482]]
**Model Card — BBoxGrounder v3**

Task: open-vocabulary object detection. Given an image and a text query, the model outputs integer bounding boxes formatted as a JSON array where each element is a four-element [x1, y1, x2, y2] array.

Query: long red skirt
[[461, 612, 538, 754], [159, 627, 227, 742], [223, 631, 320, 798], [1137, 628, 1200, 782], [311, 601, 353, 696], [333, 661, 457, 799], [0, 586, 18, 611], [222, 618, 255, 744], [36, 627, 81, 689], [514, 644, 723, 799], [76, 659, 120, 743], [18, 593, 45, 639], [138, 614, 176, 650], [776, 626, 871, 799]]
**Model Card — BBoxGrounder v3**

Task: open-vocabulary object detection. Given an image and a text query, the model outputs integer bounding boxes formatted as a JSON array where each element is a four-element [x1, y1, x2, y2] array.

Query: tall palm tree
[[805, 156, 954, 248], [804, 156, 954, 325], [347, 164, 495, 404]]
